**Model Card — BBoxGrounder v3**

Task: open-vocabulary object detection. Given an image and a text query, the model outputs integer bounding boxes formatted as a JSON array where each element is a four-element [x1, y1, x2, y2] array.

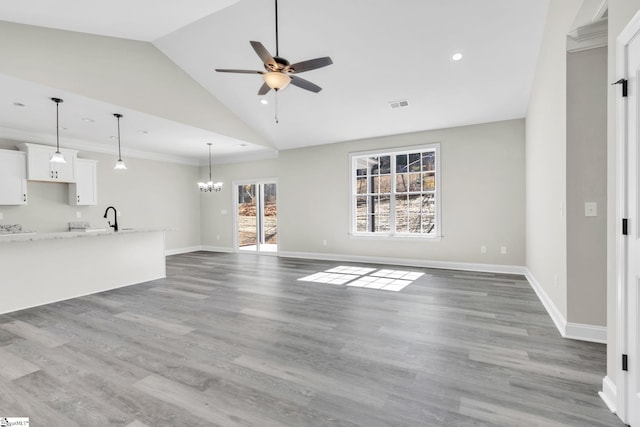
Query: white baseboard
[[524, 268, 567, 338], [278, 250, 526, 275], [565, 322, 607, 344], [165, 246, 234, 256], [523, 268, 606, 344], [200, 245, 234, 253], [598, 376, 617, 413], [165, 246, 202, 256]]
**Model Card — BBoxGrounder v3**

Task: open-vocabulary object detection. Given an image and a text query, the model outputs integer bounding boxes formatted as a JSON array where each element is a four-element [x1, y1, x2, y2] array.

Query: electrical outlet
[[117, 210, 122, 217], [76, 211, 82, 219], [221, 209, 227, 215], [500, 246, 507, 255], [480, 245, 487, 254], [323, 240, 328, 246], [216, 234, 220, 241], [585, 202, 597, 217]]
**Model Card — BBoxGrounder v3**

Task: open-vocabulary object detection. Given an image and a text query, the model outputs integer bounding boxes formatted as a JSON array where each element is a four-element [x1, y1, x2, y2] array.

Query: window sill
[[348, 233, 442, 242]]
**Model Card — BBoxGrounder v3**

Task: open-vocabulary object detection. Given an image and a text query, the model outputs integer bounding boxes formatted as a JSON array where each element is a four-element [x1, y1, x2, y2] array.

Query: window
[[350, 144, 440, 237]]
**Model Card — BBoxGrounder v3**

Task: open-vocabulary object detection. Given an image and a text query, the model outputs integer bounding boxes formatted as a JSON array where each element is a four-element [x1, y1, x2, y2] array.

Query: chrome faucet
[[103, 206, 118, 232]]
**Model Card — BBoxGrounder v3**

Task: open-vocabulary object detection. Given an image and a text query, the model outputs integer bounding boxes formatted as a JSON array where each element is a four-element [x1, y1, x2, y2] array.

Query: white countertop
[[0, 228, 167, 243]]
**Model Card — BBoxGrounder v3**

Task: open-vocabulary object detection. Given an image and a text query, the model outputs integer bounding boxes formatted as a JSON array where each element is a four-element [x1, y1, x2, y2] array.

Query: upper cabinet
[[0, 149, 28, 205], [17, 143, 77, 183], [69, 159, 98, 206]]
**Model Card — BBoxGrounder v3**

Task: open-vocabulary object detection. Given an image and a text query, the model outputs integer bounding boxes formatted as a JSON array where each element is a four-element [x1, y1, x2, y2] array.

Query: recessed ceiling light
[[451, 53, 463, 61], [260, 99, 268, 105], [137, 130, 148, 134], [12, 102, 25, 107], [109, 135, 117, 140], [81, 118, 94, 123]]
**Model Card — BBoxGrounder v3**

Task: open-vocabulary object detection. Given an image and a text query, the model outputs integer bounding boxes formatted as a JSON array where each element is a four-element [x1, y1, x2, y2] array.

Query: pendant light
[[50, 97, 66, 163], [113, 113, 127, 170], [198, 143, 223, 192]]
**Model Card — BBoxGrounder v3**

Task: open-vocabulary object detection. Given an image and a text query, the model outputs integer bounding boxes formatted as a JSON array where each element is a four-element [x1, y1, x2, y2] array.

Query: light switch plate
[[0, 212, 3, 220], [585, 202, 597, 217]]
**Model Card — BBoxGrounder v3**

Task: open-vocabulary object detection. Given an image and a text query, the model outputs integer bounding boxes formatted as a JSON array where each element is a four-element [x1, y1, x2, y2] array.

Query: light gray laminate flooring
[[0, 252, 624, 426]]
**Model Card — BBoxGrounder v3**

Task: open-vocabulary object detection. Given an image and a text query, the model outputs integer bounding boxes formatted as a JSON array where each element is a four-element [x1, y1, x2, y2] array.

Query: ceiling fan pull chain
[[275, 91, 279, 124]]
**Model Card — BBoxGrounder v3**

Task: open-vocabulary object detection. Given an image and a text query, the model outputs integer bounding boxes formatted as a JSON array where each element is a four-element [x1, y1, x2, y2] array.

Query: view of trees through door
[[237, 182, 277, 252]]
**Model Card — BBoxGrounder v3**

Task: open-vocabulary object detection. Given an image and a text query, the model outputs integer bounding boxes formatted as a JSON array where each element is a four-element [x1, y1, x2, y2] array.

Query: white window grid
[[350, 143, 441, 237]]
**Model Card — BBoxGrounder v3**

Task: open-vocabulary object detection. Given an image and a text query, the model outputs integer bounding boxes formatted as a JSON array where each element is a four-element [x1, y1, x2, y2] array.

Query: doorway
[[235, 181, 277, 253]]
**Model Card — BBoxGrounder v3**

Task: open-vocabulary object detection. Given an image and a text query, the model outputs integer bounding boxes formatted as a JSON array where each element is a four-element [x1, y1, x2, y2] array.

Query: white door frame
[[232, 177, 279, 254], [615, 9, 640, 424]]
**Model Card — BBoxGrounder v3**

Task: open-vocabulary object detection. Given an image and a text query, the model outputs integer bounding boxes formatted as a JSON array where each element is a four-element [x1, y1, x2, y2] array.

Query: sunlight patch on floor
[[298, 266, 424, 292]]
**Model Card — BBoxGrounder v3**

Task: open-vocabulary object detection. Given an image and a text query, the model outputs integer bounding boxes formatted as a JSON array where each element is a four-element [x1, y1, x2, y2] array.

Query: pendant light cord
[[208, 144, 213, 181], [113, 113, 124, 161], [55, 101, 60, 151], [116, 116, 122, 161]]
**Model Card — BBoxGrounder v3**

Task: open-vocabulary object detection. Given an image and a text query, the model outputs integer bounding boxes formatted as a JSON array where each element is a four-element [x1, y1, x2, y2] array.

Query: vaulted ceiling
[[0, 1, 550, 164]]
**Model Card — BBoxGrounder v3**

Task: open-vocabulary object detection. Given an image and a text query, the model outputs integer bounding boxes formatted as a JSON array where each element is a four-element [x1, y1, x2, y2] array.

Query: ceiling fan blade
[[290, 75, 322, 93], [288, 57, 333, 73], [250, 41, 277, 69], [258, 82, 271, 95], [215, 69, 263, 74]]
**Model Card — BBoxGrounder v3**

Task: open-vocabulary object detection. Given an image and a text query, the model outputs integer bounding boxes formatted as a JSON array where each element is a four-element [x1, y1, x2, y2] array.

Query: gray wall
[[566, 46, 607, 327], [0, 140, 201, 251], [526, 0, 582, 321], [202, 119, 526, 267]]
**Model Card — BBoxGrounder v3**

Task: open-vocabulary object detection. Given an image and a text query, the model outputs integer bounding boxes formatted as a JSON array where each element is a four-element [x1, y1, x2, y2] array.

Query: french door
[[235, 180, 277, 253]]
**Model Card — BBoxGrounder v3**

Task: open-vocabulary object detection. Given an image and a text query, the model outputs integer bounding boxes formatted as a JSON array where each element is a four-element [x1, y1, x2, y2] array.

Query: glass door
[[237, 184, 257, 250], [236, 181, 277, 253], [262, 183, 277, 252]]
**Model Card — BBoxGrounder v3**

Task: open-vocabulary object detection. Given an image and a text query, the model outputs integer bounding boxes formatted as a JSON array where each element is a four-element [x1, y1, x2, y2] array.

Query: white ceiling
[[0, 0, 239, 41], [0, 0, 551, 164]]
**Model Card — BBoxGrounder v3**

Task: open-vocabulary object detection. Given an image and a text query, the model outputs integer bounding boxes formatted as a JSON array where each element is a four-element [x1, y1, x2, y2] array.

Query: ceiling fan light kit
[[264, 71, 291, 91]]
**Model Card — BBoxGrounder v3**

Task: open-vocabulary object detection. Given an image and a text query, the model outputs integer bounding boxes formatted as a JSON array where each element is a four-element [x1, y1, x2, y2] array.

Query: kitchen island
[[0, 229, 166, 314]]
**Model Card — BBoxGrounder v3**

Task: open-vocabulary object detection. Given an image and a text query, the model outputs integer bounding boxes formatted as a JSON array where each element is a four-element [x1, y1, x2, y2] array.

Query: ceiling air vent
[[389, 100, 409, 109]]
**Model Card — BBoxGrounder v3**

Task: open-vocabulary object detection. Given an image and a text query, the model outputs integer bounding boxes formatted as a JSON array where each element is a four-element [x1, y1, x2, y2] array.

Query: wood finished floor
[[0, 252, 623, 427]]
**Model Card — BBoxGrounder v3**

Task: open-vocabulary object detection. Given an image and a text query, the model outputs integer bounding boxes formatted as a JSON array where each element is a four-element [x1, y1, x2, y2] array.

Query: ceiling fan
[[215, 0, 333, 95]]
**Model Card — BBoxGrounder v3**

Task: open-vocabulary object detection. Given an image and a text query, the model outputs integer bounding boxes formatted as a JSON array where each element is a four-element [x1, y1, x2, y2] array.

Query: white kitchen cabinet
[[17, 143, 77, 183], [0, 149, 28, 205], [69, 159, 97, 206]]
